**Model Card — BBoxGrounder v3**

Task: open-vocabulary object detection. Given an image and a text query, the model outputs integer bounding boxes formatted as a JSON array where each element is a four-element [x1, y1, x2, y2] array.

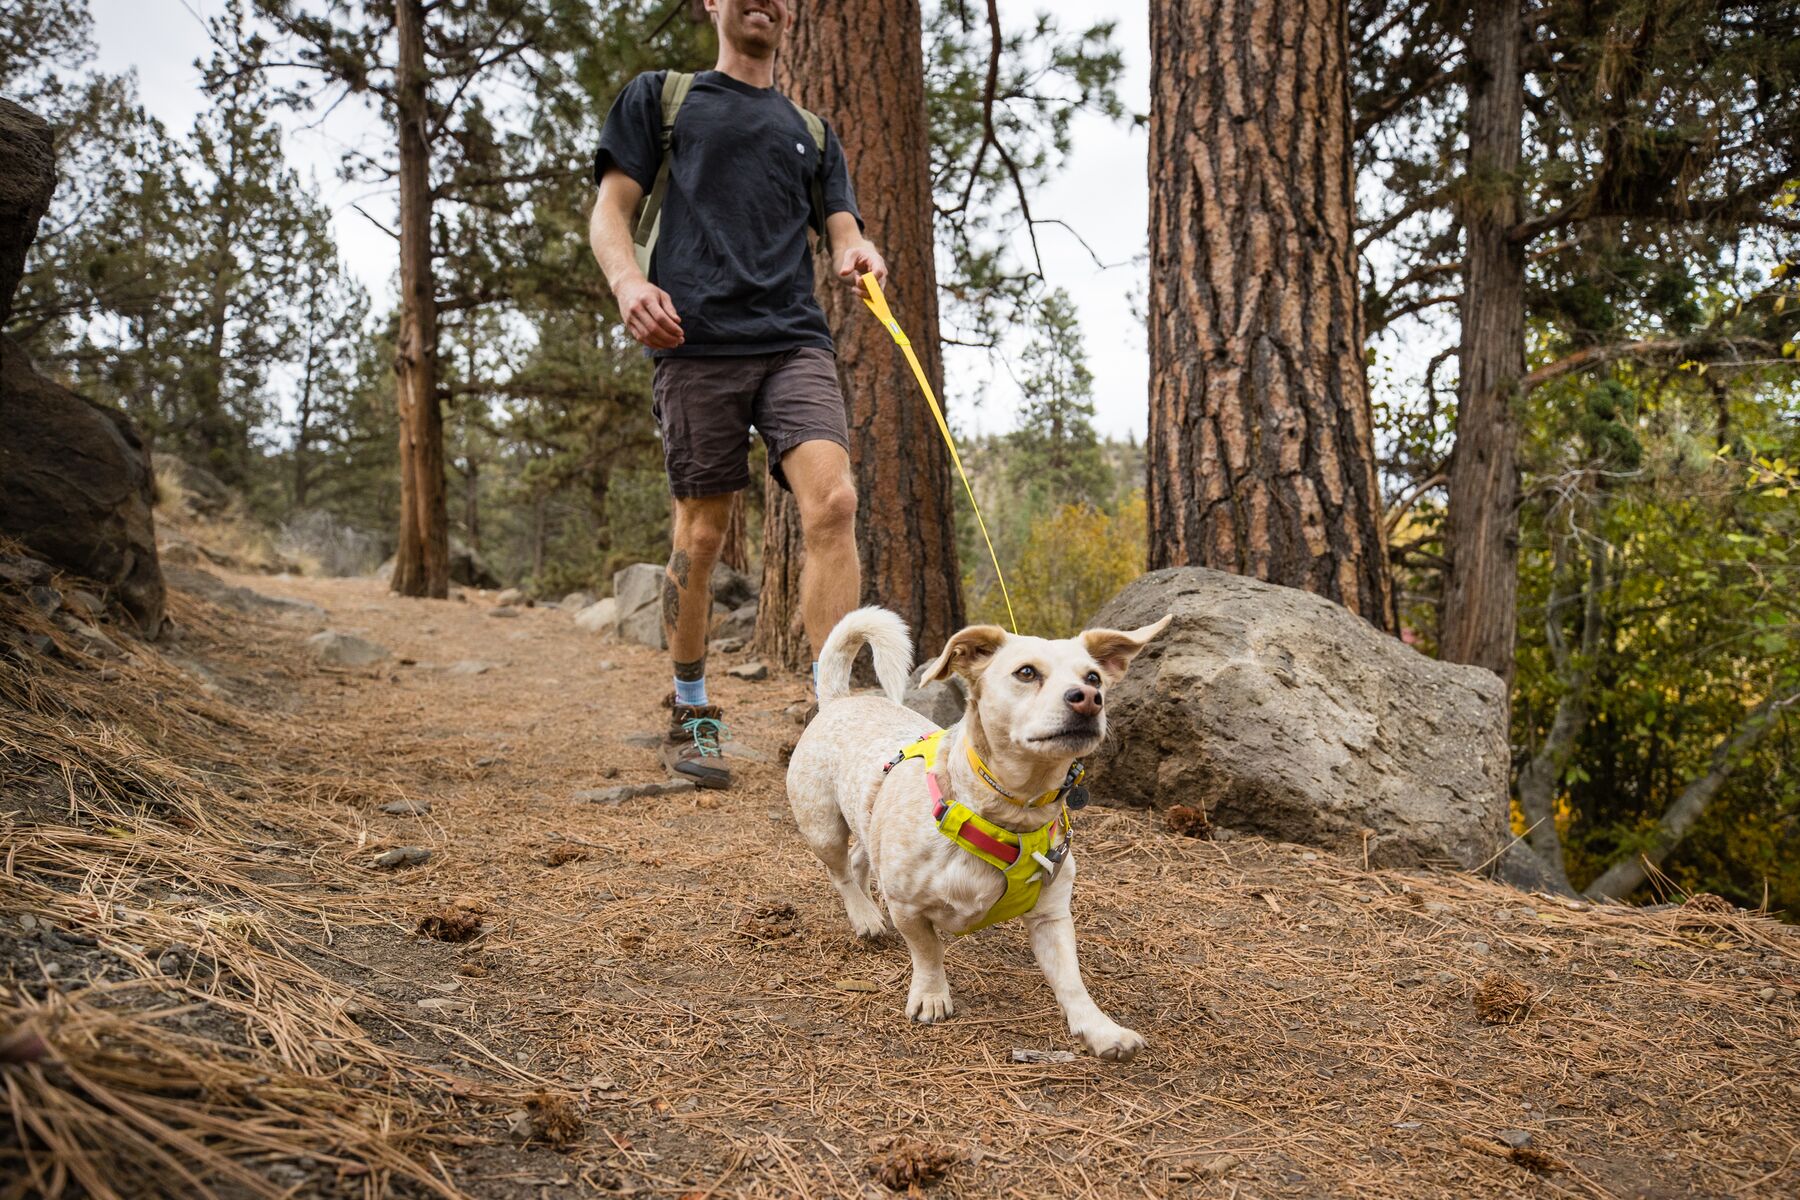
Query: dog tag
[[1064, 783, 1091, 810]]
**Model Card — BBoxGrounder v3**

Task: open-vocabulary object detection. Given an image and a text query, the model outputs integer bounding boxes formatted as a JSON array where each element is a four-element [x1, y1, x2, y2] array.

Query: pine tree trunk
[[389, 0, 450, 599], [1440, 0, 1526, 680], [1146, 0, 1394, 631], [757, 0, 963, 671]]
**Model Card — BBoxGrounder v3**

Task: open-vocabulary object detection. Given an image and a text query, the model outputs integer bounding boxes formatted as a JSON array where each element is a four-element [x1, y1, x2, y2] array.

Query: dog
[[786, 606, 1171, 1060]]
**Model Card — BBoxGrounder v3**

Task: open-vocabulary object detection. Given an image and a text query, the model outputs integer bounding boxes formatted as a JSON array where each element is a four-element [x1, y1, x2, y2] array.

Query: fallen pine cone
[[525, 1091, 584, 1147], [1681, 892, 1734, 914], [1165, 804, 1212, 839], [417, 902, 485, 944], [737, 901, 800, 941], [1473, 971, 1533, 1025], [542, 844, 589, 867], [867, 1136, 956, 1191]]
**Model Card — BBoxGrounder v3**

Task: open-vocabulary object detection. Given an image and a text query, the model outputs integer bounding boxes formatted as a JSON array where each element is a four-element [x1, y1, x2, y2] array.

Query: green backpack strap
[[790, 101, 829, 235], [631, 70, 696, 274]]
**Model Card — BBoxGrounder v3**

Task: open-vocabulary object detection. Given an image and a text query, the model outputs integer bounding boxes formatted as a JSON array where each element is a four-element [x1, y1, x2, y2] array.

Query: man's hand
[[835, 241, 888, 300], [617, 276, 684, 350]]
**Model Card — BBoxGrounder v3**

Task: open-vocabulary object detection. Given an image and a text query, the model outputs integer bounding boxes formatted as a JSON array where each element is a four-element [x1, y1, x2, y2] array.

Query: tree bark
[[758, 0, 963, 671], [1146, 0, 1395, 631], [1440, 0, 1526, 678], [389, 0, 450, 598]]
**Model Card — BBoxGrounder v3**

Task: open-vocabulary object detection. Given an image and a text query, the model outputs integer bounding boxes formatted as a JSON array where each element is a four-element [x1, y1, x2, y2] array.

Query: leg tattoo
[[673, 656, 706, 683]]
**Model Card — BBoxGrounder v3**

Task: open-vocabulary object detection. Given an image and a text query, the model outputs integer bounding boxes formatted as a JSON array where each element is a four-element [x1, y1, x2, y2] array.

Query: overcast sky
[[91, 0, 1153, 440]]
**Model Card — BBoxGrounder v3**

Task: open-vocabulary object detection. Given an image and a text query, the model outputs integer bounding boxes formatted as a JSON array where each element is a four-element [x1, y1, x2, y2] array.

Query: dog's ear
[[1081, 614, 1172, 684], [920, 624, 1009, 683]]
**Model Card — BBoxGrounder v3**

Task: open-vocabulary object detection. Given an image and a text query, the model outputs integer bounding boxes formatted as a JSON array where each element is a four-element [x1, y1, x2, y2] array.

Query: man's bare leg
[[662, 494, 735, 787], [779, 440, 861, 659]]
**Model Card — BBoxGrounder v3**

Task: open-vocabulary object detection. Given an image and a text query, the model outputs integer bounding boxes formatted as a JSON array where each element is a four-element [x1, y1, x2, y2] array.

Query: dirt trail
[[9, 568, 1800, 1199]]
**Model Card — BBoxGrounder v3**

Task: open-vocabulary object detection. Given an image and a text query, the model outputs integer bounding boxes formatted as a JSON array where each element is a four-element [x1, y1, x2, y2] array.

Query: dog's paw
[[849, 914, 893, 942], [905, 988, 955, 1024], [1079, 1022, 1145, 1062]]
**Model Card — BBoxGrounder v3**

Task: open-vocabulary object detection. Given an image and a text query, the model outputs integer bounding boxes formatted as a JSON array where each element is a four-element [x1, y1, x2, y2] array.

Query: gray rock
[[166, 566, 325, 623], [487, 606, 521, 619], [1088, 568, 1509, 871], [727, 660, 769, 681], [54, 614, 125, 659], [904, 677, 967, 727], [305, 630, 389, 668], [595, 659, 617, 671], [576, 779, 697, 805], [711, 563, 759, 609], [380, 799, 432, 816], [496, 587, 528, 607], [575, 597, 618, 634], [445, 660, 494, 676], [559, 590, 596, 611], [373, 846, 430, 869], [1497, 1129, 1533, 1149], [25, 585, 60, 614], [1, 98, 55, 327], [64, 589, 103, 619], [711, 600, 758, 642], [711, 637, 746, 655], [0, 553, 52, 589], [613, 562, 666, 648]]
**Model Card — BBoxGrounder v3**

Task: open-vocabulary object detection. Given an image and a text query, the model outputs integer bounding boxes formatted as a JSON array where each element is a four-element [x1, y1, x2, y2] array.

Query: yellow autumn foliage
[[968, 495, 1146, 638]]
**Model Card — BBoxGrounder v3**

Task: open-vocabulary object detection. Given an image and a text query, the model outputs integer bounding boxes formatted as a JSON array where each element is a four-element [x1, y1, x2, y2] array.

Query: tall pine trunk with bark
[[757, 0, 963, 669], [1440, 0, 1526, 680], [1146, 0, 1394, 631], [389, 0, 450, 598]]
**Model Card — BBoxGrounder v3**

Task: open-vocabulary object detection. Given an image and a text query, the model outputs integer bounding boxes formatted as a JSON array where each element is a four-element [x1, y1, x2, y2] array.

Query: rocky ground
[[3, 566, 1799, 1199]]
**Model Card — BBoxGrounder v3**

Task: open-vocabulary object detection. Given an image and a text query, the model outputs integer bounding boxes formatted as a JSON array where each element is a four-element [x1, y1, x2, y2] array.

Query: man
[[590, 0, 886, 790]]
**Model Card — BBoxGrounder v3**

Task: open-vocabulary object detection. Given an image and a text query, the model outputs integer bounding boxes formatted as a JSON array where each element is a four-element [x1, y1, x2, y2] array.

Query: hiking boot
[[663, 702, 731, 790]]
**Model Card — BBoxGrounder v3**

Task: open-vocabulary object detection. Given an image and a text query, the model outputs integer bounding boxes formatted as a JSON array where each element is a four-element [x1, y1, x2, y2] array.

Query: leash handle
[[860, 272, 1019, 635]]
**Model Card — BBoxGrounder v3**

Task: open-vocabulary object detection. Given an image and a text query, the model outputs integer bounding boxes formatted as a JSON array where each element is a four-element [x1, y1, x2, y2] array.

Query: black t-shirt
[[594, 70, 861, 357]]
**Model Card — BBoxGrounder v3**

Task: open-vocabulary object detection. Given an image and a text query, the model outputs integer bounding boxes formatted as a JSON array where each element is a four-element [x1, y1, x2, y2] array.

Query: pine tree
[[1008, 289, 1110, 507], [1147, 0, 1396, 630]]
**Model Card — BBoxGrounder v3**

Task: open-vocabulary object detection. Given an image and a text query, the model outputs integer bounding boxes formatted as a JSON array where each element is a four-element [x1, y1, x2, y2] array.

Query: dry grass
[[6, 557, 1800, 1198]]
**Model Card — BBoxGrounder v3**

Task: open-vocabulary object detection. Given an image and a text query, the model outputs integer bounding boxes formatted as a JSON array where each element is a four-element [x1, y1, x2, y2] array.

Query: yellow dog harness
[[884, 730, 1086, 934]]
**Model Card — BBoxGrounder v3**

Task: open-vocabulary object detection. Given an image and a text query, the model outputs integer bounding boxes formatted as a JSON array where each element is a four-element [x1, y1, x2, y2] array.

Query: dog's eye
[[1084, 671, 1101, 687], [1014, 665, 1038, 682]]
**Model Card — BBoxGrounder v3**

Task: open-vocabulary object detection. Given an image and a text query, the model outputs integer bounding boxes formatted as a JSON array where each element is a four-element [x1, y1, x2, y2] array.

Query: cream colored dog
[[785, 606, 1171, 1061]]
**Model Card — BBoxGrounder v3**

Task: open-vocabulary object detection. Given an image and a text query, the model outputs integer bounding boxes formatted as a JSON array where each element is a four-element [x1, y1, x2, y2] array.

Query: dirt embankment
[[3, 566, 1798, 1199]]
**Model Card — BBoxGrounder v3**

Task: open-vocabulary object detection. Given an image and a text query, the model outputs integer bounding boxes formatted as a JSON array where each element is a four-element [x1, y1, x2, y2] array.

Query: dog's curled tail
[[816, 606, 913, 707]]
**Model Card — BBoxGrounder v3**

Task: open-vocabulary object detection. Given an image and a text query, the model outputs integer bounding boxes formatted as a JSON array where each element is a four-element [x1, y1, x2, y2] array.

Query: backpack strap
[[631, 70, 695, 274], [790, 101, 829, 236]]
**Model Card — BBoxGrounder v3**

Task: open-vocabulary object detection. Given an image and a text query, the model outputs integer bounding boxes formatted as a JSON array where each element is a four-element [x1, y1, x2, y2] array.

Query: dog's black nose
[[1064, 685, 1102, 716]]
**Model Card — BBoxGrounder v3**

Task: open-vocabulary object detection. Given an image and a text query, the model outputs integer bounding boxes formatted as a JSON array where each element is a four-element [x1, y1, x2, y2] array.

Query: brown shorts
[[651, 347, 850, 498]]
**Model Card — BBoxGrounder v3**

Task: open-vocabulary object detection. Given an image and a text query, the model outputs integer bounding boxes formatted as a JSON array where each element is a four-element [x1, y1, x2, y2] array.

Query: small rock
[[575, 779, 697, 805], [727, 661, 769, 681], [446, 660, 494, 676], [1497, 1129, 1533, 1149], [1201, 1152, 1239, 1177], [55, 615, 126, 659], [380, 800, 432, 816], [600, 765, 620, 778], [1760, 987, 1779, 1001], [575, 598, 618, 635], [0, 554, 54, 589], [64, 589, 104, 619], [711, 637, 746, 655], [496, 588, 529, 607], [1470, 941, 1492, 956], [559, 591, 597, 611], [488, 606, 521, 619], [416, 996, 470, 1013], [1424, 902, 1454, 916], [374, 846, 431, 869], [595, 659, 617, 671], [307, 630, 389, 668], [474, 755, 501, 767], [25, 585, 62, 615]]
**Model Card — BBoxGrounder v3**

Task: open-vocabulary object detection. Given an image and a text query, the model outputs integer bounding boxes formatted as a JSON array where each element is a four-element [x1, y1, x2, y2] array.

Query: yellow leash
[[860, 272, 1018, 634]]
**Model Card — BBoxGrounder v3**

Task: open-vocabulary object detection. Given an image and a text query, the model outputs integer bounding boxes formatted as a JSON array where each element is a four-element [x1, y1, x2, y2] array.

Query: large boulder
[[1088, 568, 1509, 871], [0, 100, 164, 636], [0, 346, 164, 636], [0, 100, 53, 327], [613, 562, 666, 648]]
